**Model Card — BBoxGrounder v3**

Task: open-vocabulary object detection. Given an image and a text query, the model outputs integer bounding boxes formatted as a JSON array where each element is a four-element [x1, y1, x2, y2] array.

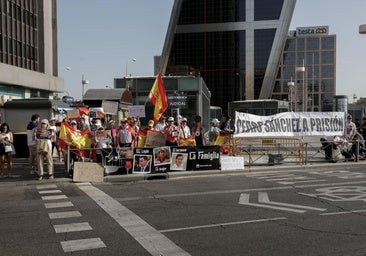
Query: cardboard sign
[[128, 105, 145, 118], [67, 109, 80, 119], [145, 131, 166, 147], [89, 107, 105, 118], [102, 100, 119, 115], [220, 156, 244, 170]]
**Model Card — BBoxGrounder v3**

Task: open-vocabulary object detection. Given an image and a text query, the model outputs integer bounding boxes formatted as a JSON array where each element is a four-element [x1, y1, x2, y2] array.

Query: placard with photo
[[170, 152, 188, 171], [133, 154, 152, 173]]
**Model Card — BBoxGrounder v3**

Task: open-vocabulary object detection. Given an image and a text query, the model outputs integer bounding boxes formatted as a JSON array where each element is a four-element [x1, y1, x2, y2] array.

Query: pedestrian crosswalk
[[36, 184, 106, 253]]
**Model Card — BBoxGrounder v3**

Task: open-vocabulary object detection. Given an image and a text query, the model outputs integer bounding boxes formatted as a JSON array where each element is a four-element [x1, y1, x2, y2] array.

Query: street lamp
[[125, 58, 136, 77], [296, 60, 306, 112], [287, 77, 295, 112], [81, 74, 89, 100], [359, 24, 366, 34]]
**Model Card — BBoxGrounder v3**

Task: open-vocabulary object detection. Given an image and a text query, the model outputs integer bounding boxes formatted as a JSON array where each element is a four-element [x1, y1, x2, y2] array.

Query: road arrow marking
[[238, 192, 327, 213], [258, 192, 326, 211]]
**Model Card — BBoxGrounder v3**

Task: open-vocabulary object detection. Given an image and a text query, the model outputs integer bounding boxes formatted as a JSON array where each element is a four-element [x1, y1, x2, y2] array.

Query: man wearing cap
[[178, 117, 191, 140], [209, 118, 221, 144], [164, 117, 179, 146], [116, 119, 132, 147], [36, 119, 54, 180]]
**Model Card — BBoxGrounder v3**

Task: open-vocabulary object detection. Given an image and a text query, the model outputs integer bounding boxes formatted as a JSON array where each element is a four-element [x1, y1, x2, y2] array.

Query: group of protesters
[[0, 112, 234, 179], [55, 114, 206, 165]]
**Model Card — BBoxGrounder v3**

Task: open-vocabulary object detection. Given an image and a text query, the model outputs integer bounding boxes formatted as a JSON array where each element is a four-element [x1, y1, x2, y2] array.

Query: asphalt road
[[1, 165, 366, 255]]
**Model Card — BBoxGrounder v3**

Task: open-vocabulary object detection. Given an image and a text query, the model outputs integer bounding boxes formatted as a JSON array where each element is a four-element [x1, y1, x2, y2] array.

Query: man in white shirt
[[155, 116, 166, 132], [116, 119, 132, 147], [344, 114, 357, 140]]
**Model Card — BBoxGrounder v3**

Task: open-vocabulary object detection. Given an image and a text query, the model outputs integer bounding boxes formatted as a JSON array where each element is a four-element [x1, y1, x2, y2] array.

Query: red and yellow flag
[[148, 73, 168, 123], [59, 120, 92, 149]]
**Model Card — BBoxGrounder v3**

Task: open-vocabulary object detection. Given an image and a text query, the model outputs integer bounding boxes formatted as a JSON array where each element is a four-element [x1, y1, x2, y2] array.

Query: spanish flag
[[148, 73, 168, 123], [59, 120, 92, 150]]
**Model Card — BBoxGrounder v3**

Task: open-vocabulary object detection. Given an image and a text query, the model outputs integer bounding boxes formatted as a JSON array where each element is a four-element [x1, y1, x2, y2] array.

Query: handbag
[[4, 144, 12, 153], [38, 139, 50, 153]]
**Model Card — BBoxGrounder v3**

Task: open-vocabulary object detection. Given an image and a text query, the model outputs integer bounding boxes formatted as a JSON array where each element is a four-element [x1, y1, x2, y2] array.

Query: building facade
[[115, 76, 211, 129], [0, 0, 63, 104], [272, 26, 336, 112], [159, 0, 296, 111]]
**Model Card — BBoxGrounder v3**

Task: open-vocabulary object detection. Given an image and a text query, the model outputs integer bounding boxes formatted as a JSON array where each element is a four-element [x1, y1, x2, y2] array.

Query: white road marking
[[159, 217, 286, 233], [277, 180, 326, 185], [48, 211, 82, 219], [118, 181, 366, 202], [36, 184, 58, 189], [258, 192, 326, 211], [77, 183, 191, 256], [38, 190, 62, 194], [238, 193, 305, 213], [41, 195, 68, 201], [61, 238, 106, 252], [44, 201, 74, 209], [53, 222, 92, 233], [321, 209, 366, 216]]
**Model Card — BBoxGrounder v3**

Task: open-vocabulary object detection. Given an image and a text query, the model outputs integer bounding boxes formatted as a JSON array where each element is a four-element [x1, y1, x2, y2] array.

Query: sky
[[58, 0, 366, 102]]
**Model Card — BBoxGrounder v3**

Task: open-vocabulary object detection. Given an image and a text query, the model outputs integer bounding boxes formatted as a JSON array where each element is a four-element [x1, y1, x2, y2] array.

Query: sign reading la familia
[[234, 111, 345, 137]]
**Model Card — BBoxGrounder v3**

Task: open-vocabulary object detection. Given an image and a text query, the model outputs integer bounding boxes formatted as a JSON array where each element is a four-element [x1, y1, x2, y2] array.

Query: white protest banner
[[128, 105, 145, 118], [234, 111, 345, 137]]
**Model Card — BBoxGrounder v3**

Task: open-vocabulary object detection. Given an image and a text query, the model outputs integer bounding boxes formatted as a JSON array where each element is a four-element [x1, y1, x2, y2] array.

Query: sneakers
[[37, 176, 43, 181], [49, 175, 54, 180]]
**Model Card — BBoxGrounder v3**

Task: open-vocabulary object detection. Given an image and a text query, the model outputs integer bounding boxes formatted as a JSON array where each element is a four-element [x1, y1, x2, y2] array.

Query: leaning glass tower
[[159, 0, 296, 110]]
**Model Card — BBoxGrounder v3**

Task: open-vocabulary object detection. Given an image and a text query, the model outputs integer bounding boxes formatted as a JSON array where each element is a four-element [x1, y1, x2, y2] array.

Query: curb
[[3, 159, 366, 186]]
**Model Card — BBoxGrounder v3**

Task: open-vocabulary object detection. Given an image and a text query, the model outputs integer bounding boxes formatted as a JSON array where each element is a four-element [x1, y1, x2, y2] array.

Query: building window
[[321, 65, 334, 78], [297, 38, 305, 51], [306, 38, 319, 51], [321, 51, 334, 64], [321, 37, 335, 50]]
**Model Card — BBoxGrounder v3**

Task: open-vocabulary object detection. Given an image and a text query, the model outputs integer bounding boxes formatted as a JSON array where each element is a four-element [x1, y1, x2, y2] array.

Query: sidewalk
[[0, 158, 71, 186], [2, 157, 366, 186]]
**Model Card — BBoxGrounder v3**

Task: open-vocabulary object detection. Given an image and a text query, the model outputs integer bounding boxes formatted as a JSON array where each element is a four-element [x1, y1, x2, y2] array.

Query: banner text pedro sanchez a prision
[[234, 112, 345, 137]]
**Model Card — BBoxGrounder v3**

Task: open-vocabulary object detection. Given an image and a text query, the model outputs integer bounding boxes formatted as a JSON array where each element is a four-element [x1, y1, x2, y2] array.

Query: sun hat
[[211, 118, 220, 124], [148, 120, 154, 127]]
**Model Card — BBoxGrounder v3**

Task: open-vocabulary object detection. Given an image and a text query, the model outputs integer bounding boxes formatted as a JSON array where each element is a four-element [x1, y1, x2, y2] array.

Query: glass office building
[[273, 26, 336, 112], [0, 0, 63, 103], [159, 0, 296, 111]]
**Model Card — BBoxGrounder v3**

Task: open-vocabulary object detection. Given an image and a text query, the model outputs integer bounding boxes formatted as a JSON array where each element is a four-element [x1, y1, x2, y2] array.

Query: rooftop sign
[[296, 26, 329, 37]]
